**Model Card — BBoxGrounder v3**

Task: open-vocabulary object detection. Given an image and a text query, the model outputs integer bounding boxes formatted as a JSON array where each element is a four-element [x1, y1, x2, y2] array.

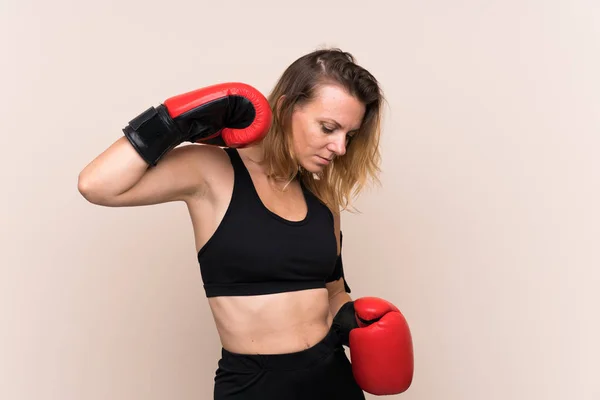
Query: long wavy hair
[[261, 48, 384, 213]]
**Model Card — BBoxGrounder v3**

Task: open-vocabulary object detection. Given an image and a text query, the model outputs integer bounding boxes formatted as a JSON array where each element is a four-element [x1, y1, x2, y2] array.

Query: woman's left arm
[[327, 279, 352, 317], [326, 210, 353, 316], [325, 212, 414, 396]]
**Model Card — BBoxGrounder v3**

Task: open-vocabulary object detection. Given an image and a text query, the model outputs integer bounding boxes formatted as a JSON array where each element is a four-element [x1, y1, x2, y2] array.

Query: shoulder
[[178, 143, 232, 175], [177, 143, 230, 164], [167, 144, 234, 199], [167, 142, 227, 165]]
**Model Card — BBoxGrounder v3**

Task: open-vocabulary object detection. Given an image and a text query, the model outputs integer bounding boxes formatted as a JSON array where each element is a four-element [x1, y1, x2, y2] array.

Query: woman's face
[[289, 84, 366, 173]]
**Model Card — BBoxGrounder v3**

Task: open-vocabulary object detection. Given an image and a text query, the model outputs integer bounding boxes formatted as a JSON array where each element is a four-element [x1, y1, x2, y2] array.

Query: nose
[[327, 132, 347, 157]]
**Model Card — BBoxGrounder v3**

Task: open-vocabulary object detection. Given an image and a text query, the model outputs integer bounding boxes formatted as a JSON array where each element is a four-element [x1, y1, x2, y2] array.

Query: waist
[[218, 325, 342, 371], [208, 288, 332, 354]]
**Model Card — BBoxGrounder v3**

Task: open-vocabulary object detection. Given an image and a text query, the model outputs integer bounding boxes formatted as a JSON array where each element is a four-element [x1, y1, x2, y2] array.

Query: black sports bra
[[196, 147, 350, 298]]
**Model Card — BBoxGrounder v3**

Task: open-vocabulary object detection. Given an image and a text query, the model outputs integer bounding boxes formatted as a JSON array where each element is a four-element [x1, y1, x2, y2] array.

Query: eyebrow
[[322, 118, 361, 133]]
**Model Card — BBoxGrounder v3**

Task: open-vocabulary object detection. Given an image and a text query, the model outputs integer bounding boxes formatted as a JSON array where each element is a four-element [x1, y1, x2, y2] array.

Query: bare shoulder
[[172, 143, 232, 186], [186, 144, 234, 194], [175, 143, 230, 167]]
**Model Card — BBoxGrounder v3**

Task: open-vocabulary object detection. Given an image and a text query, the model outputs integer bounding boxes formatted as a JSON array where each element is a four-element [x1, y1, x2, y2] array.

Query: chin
[[299, 161, 325, 174]]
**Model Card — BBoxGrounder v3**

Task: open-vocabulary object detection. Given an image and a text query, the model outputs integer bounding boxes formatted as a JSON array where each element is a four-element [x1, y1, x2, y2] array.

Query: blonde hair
[[261, 48, 384, 213]]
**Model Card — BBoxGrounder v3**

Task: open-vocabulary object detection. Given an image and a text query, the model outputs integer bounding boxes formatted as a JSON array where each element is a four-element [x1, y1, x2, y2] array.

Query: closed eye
[[321, 125, 335, 134], [320, 118, 360, 138]]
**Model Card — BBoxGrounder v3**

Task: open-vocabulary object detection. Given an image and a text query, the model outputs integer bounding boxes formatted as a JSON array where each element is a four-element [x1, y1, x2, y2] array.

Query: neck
[[236, 142, 299, 187], [237, 142, 266, 165]]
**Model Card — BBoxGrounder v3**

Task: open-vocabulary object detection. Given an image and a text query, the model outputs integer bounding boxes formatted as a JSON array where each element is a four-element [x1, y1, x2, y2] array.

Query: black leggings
[[213, 326, 366, 399]]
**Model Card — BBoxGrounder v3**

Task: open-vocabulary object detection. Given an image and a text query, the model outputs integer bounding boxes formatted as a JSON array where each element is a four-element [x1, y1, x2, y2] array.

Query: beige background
[[2, 0, 599, 399]]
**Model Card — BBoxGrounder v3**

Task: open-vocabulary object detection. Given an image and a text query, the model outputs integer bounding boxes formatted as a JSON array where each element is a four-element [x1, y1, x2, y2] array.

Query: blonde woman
[[78, 48, 413, 399]]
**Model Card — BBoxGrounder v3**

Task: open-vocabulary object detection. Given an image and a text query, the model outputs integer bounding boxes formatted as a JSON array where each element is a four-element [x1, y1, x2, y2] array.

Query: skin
[[290, 83, 365, 173], [78, 83, 366, 355]]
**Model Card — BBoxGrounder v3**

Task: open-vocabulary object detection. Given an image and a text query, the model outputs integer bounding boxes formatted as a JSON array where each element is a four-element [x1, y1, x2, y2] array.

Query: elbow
[[77, 171, 91, 198], [77, 172, 107, 205]]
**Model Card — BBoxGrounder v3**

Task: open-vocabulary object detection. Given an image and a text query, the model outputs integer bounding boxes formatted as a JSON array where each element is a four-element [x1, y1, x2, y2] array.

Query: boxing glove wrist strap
[[332, 301, 359, 346], [123, 105, 184, 166]]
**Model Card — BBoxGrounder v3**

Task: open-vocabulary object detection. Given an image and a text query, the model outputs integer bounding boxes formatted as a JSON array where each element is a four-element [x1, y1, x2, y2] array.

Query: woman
[[78, 48, 413, 399]]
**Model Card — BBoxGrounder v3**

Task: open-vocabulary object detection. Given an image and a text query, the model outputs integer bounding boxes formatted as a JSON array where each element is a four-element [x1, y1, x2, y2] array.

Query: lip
[[316, 155, 331, 165]]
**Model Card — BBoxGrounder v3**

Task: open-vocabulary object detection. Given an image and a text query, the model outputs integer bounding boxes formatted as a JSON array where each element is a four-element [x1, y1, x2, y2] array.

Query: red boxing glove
[[348, 297, 414, 395], [123, 82, 271, 166]]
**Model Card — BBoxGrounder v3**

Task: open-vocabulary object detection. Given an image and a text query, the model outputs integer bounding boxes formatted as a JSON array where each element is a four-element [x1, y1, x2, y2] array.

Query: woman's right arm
[[77, 81, 272, 207], [77, 137, 214, 207]]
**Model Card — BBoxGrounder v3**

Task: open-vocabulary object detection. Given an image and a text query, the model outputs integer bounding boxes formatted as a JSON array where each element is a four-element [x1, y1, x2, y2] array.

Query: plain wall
[[1, 0, 599, 399]]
